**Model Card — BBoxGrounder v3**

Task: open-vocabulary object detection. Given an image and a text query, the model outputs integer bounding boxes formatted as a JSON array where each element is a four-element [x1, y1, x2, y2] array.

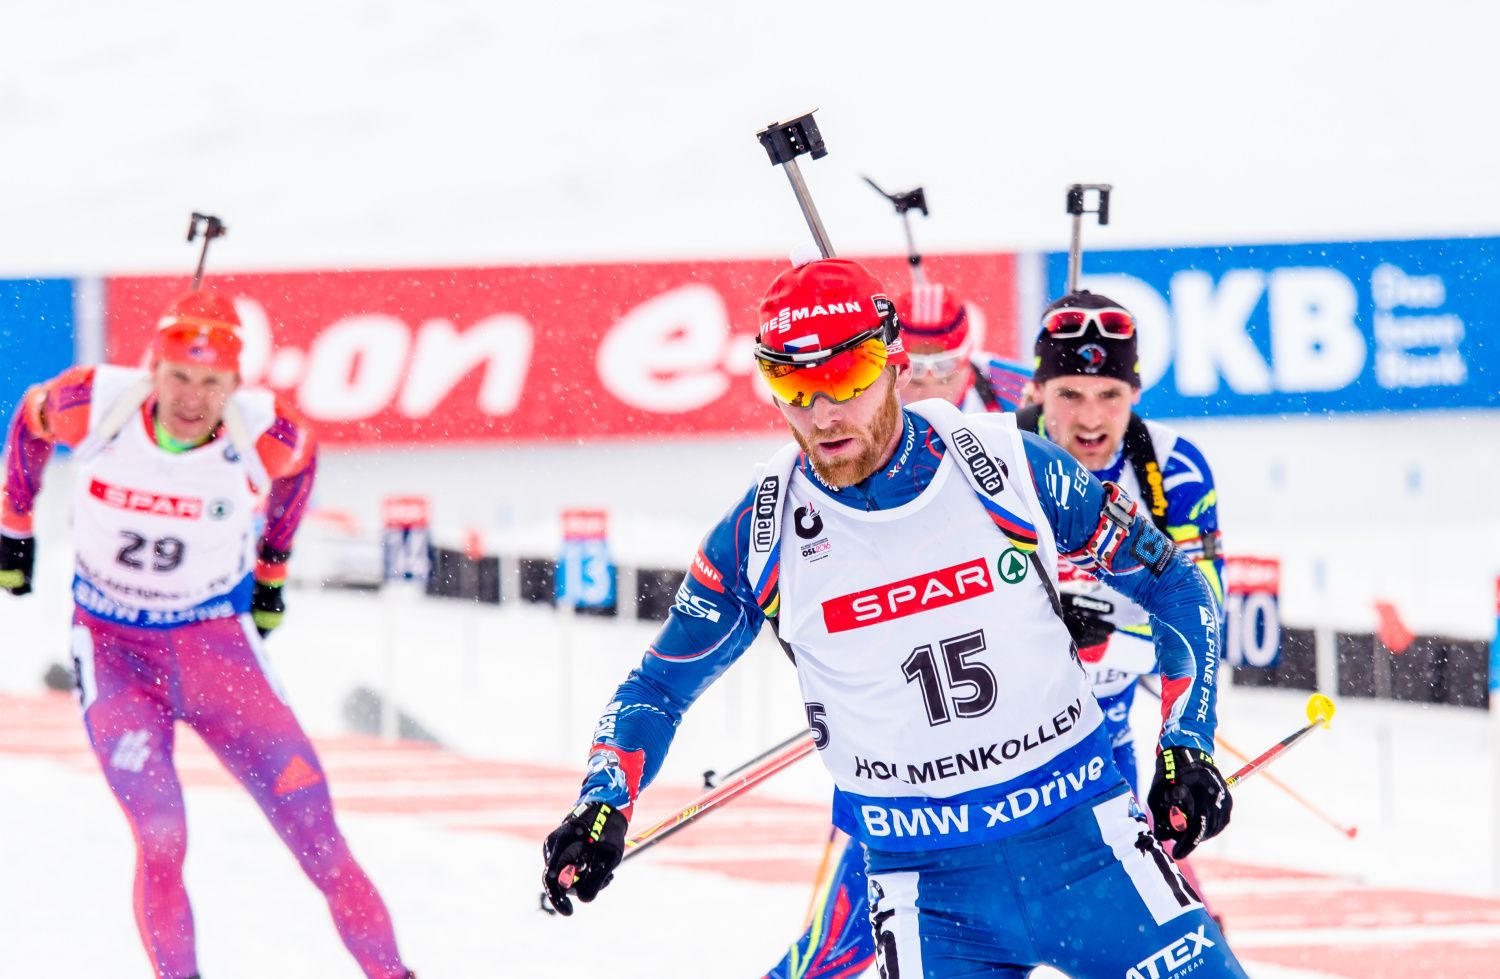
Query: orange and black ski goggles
[[754, 325, 892, 408]]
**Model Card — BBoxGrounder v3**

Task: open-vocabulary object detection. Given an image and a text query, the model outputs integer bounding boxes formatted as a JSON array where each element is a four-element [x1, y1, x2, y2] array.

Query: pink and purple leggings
[[73, 608, 408, 979]]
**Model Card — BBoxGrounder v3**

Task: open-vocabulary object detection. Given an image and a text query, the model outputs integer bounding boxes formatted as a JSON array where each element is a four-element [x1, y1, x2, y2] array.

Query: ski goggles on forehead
[[909, 349, 968, 380], [1041, 306, 1136, 339], [755, 326, 890, 407]]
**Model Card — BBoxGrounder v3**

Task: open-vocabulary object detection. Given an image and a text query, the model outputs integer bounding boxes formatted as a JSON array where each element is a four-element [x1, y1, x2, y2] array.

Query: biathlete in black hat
[[1020, 288, 1228, 922]]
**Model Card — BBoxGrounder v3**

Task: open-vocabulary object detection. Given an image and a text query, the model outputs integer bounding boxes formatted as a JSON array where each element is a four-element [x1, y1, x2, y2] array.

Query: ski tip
[[1346, 825, 1359, 839], [1306, 693, 1336, 728]]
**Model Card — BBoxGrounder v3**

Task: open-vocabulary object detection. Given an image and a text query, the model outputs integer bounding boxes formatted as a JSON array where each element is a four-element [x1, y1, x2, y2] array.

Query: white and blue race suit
[[575, 399, 1243, 978]]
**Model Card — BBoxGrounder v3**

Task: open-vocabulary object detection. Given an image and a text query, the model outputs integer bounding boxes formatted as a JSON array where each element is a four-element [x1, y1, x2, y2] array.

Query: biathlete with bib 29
[[0, 290, 415, 979]]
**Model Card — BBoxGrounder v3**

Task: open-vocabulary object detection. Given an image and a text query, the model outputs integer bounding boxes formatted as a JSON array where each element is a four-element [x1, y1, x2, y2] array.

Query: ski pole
[[702, 727, 814, 789], [186, 212, 227, 290], [539, 730, 816, 914], [1168, 692, 1337, 833], [1139, 681, 1356, 837], [801, 825, 842, 930], [1212, 723, 1357, 838], [1064, 183, 1111, 294], [622, 730, 816, 861], [863, 176, 929, 285], [757, 111, 836, 259], [1224, 692, 1335, 788]]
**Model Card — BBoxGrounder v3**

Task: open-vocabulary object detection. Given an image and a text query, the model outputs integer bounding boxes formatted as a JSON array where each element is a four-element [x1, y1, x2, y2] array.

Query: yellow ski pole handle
[[1169, 693, 1336, 832], [1211, 726, 1357, 839], [1224, 693, 1335, 789], [1140, 682, 1351, 835]]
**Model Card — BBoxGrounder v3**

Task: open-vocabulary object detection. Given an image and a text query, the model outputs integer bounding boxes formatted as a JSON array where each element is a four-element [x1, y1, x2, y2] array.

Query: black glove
[[1147, 746, 1232, 859], [251, 580, 285, 637], [0, 535, 35, 596], [542, 801, 628, 916], [1060, 590, 1115, 650]]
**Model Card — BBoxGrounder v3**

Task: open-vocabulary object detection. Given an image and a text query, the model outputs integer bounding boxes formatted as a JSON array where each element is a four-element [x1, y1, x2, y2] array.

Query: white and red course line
[[3, 690, 1495, 977]]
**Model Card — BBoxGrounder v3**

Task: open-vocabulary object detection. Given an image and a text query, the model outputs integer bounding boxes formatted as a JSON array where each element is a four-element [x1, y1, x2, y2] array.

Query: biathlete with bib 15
[[540, 254, 1244, 975]]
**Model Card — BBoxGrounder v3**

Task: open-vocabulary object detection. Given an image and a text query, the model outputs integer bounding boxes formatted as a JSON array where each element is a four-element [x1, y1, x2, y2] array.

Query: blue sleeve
[[1022, 432, 1221, 755], [1162, 435, 1225, 606], [576, 483, 768, 809]]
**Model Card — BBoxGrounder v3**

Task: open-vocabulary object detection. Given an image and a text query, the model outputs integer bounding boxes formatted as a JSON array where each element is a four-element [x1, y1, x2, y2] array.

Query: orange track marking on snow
[[6, 689, 1500, 976]]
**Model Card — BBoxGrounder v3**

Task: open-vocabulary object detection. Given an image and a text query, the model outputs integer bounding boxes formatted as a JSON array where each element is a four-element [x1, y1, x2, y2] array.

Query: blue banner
[[1044, 237, 1500, 417], [0, 279, 76, 427]]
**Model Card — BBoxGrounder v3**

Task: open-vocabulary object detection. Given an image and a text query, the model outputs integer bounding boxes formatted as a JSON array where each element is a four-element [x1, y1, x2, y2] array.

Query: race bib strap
[[743, 442, 802, 621]]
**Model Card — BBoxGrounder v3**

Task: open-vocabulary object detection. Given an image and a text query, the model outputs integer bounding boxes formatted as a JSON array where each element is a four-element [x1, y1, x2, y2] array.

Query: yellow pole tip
[[1306, 693, 1336, 728]]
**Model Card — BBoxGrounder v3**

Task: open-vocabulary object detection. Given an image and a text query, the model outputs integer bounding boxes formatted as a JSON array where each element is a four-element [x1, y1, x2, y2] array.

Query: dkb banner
[[1044, 237, 1500, 417]]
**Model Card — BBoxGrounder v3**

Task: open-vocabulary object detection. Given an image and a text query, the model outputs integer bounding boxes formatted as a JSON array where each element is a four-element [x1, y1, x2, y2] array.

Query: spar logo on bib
[[822, 558, 994, 633], [89, 480, 203, 520]]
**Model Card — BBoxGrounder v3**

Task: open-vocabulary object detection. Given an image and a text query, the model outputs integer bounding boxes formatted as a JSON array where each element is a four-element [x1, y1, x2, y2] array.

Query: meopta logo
[[759, 301, 866, 336], [949, 428, 1006, 496], [752, 476, 779, 553], [822, 558, 993, 633], [89, 480, 203, 519], [1125, 924, 1216, 979]]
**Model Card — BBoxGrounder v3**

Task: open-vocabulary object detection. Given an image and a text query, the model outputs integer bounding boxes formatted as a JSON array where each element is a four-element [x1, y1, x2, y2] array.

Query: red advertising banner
[[1225, 555, 1281, 594], [105, 254, 1018, 445], [561, 508, 608, 540]]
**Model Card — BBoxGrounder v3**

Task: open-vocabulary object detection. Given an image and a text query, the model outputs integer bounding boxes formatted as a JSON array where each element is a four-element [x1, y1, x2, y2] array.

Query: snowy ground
[[3, 585, 1498, 977]]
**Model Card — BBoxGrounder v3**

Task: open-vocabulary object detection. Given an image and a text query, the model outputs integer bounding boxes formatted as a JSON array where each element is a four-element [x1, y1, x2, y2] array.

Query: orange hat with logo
[[153, 291, 243, 371]]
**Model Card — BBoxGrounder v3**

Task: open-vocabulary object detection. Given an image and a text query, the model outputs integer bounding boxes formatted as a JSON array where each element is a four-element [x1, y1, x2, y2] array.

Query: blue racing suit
[[572, 408, 1240, 978]]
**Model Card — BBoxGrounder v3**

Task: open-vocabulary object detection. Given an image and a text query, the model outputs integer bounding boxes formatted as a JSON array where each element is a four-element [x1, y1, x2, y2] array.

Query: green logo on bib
[[997, 548, 1028, 584]]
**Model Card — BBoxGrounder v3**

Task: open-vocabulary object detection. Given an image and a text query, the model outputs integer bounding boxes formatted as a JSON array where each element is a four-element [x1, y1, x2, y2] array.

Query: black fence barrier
[[419, 554, 1492, 710], [1232, 627, 1317, 691], [426, 551, 669, 618], [518, 557, 554, 605], [637, 568, 685, 621], [1336, 632, 1489, 709]]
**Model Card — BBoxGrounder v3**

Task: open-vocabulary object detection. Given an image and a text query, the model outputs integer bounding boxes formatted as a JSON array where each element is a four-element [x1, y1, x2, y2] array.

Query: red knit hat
[[153, 291, 243, 371], [757, 258, 906, 367], [894, 282, 969, 355]]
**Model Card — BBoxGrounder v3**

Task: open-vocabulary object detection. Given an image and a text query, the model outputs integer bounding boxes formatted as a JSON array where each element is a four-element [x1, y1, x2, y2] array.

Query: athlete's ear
[[1131, 385, 1142, 406], [891, 362, 911, 393]]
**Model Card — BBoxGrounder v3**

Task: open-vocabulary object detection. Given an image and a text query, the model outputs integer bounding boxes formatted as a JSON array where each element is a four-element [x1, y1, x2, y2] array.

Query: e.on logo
[[234, 300, 535, 423], [822, 558, 994, 633]]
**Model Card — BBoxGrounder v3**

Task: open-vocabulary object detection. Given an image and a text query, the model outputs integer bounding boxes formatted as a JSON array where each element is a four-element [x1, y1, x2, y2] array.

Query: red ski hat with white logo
[[153, 291, 243, 372], [894, 282, 969, 355], [757, 257, 907, 367]]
